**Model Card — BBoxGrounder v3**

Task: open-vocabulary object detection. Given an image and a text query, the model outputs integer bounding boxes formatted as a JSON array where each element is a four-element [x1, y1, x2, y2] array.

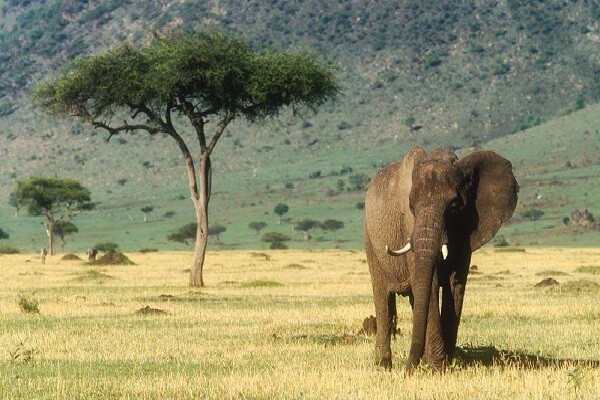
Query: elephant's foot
[[422, 356, 448, 373], [378, 357, 392, 370]]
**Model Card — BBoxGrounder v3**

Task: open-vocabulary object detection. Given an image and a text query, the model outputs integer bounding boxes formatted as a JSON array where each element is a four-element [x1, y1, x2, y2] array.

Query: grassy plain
[[1, 248, 600, 399]]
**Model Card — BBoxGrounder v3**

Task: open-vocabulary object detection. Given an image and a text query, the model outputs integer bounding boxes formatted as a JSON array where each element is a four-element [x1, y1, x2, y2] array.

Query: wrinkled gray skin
[[364, 146, 518, 373]]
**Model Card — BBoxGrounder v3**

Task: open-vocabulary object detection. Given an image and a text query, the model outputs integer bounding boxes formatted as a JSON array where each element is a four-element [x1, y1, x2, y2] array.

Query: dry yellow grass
[[1, 248, 599, 399]]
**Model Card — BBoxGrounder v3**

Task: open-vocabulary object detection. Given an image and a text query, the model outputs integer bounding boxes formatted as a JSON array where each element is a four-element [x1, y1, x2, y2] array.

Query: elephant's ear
[[457, 151, 519, 251], [365, 146, 426, 255]]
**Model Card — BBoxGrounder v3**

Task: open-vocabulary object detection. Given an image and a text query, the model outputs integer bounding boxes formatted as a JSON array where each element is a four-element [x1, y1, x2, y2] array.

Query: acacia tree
[[321, 219, 344, 243], [14, 177, 93, 255], [33, 30, 338, 287], [295, 219, 320, 241], [141, 206, 153, 223], [248, 221, 267, 236], [274, 203, 289, 225]]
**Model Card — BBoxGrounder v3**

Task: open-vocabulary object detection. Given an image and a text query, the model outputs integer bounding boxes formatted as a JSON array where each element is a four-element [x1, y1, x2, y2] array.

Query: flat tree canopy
[[15, 177, 93, 255], [32, 30, 338, 286]]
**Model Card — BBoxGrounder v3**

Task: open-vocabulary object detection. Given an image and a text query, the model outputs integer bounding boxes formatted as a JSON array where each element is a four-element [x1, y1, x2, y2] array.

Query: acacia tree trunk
[[189, 153, 211, 287], [45, 220, 56, 255]]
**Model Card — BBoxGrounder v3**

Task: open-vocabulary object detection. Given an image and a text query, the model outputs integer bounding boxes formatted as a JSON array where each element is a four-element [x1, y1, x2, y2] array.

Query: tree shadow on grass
[[455, 345, 600, 369]]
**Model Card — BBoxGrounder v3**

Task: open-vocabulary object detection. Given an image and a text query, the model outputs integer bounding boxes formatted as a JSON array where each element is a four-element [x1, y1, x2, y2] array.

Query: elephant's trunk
[[405, 207, 444, 373]]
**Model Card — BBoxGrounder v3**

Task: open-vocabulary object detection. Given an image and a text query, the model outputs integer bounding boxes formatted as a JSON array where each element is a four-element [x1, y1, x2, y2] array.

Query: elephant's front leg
[[373, 286, 397, 369], [422, 270, 447, 371], [441, 268, 468, 361]]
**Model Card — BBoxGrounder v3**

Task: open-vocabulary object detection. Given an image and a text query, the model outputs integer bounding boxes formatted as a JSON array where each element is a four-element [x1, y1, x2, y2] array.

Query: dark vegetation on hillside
[[1, 0, 598, 138]]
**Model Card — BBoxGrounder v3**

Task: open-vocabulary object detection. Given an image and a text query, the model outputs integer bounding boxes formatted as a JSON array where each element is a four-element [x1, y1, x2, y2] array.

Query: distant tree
[[0, 228, 9, 240], [356, 202, 365, 210], [349, 173, 370, 191], [33, 29, 338, 287], [163, 211, 176, 219], [249, 221, 268, 236], [522, 208, 544, 221], [404, 116, 416, 132], [321, 219, 344, 242], [274, 203, 289, 225], [295, 219, 320, 241], [54, 220, 78, 252], [336, 179, 346, 192], [8, 192, 20, 217], [167, 223, 197, 246], [208, 224, 226, 243], [14, 177, 93, 255], [141, 206, 154, 223], [261, 231, 291, 250]]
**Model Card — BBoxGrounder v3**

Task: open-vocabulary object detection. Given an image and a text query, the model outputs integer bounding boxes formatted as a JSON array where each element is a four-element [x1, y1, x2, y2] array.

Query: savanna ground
[[1, 248, 599, 399]]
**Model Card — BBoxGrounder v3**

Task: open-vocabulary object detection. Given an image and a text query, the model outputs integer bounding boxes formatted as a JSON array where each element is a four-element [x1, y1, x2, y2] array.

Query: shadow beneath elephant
[[454, 345, 600, 369]]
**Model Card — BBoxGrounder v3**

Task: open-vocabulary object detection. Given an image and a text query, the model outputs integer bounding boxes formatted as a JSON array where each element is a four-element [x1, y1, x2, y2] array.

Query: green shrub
[[0, 245, 19, 254], [94, 242, 119, 253], [17, 293, 39, 314], [522, 208, 544, 221]]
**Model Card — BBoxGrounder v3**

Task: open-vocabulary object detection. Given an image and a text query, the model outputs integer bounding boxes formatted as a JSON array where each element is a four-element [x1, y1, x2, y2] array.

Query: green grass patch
[[72, 269, 115, 283], [240, 280, 284, 288], [494, 248, 526, 253], [575, 265, 600, 274], [555, 279, 600, 294], [536, 270, 569, 276]]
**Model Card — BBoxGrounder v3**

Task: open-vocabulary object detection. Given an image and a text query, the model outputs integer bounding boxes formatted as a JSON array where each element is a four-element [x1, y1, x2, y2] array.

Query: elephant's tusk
[[386, 242, 412, 256], [442, 244, 448, 260]]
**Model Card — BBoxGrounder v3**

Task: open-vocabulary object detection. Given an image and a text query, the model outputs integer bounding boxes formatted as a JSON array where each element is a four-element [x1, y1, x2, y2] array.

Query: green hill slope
[[2, 105, 600, 252], [0, 0, 599, 252]]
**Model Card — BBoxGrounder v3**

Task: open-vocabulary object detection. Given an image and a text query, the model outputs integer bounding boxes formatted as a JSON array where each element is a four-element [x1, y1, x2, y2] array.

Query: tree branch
[[91, 121, 160, 142], [207, 110, 235, 154]]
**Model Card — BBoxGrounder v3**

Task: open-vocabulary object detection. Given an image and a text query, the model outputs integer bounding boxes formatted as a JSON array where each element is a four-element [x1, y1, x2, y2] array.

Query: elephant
[[364, 146, 518, 373]]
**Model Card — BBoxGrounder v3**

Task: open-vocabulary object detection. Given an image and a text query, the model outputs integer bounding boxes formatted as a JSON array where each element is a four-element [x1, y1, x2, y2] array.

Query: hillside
[[0, 0, 599, 252]]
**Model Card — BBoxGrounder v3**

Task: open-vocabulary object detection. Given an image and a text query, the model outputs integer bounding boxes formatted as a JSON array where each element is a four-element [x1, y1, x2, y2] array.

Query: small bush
[[139, 248, 159, 253], [61, 253, 81, 260], [0, 245, 19, 254], [17, 294, 39, 314], [522, 208, 544, 221], [94, 242, 119, 253], [9, 340, 37, 363]]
